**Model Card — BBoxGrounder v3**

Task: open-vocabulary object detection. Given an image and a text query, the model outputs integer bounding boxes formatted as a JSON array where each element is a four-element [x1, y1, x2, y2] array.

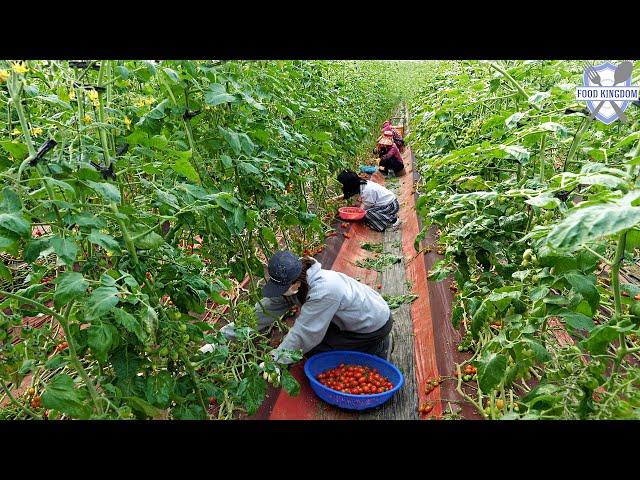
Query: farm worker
[[376, 131, 405, 176], [211, 251, 394, 365], [332, 170, 401, 232], [381, 121, 404, 150]]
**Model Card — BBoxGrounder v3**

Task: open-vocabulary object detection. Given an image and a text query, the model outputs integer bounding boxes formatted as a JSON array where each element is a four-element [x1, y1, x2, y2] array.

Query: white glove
[[219, 322, 238, 339], [259, 361, 281, 384], [199, 344, 214, 354]]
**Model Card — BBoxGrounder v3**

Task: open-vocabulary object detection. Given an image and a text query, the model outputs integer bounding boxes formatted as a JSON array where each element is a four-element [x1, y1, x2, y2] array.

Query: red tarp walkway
[[248, 147, 450, 420]]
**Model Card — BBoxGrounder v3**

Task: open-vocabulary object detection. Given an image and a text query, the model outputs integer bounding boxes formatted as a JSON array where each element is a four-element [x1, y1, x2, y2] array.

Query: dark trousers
[[379, 156, 404, 174], [307, 315, 394, 359]]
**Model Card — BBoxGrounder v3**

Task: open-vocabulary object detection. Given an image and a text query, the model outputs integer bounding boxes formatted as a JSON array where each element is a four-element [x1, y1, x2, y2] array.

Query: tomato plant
[[0, 60, 412, 419], [410, 60, 640, 419]]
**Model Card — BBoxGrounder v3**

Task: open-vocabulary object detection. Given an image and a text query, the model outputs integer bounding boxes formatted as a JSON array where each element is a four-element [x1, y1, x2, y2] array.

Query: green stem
[[563, 117, 591, 172], [180, 351, 208, 415], [95, 62, 114, 164], [0, 290, 65, 321], [110, 203, 139, 265], [489, 62, 540, 110], [59, 301, 103, 415], [538, 133, 547, 181], [0, 379, 40, 420], [611, 232, 628, 319]]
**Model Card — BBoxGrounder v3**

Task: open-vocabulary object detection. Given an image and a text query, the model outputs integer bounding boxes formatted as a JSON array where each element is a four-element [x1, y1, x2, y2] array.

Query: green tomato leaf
[[87, 322, 116, 363], [580, 324, 620, 355], [86, 180, 121, 205], [24, 237, 52, 263], [171, 156, 201, 184], [88, 230, 122, 253], [41, 374, 91, 419], [205, 83, 237, 106], [547, 203, 640, 252], [559, 310, 595, 332], [114, 308, 145, 343], [54, 272, 89, 309], [477, 353, 507, 393], [50, 236, 78, 266], [564, 272, 599, 311], [86, 286, 120, 319], [1, 187, 22, 212], [123, 396, 165, 419], [219, 127, 241, 155], [280, 368, 300, 397], [0, 212, 30, 237], [0, 141, 29, 161], [134, 231, 165, 250]]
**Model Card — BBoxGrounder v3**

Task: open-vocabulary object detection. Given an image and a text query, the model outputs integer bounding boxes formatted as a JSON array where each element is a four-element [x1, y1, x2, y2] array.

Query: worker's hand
[[199, 343, 214, 354], [259, 361, 281, 385]]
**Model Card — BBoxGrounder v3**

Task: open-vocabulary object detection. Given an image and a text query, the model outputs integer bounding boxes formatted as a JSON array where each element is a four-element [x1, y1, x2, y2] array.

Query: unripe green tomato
[[521, 259, 530, 267], [182, 334, 190, 343], [630, 302, 640, 318], [159, 346, 169, 357], [170, 351, 179, 361], [523, 249, 533, 261], [178, 324, 187, 332], [463, 374, 472, 381]]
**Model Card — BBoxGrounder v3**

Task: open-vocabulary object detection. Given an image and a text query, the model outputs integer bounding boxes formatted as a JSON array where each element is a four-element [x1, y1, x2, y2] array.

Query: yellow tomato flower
[[144, 97, 155, 106], [87, 89, 100, 107], [134, 99, 145, 108], [11, 61, 28, 74], [11, 128, 21, 136], [124, 116, 132, 128], [69, 89, 76, 100], [0, 69, 9, 82], [31, 127, 43, 136], [83, 114, 93, 125]]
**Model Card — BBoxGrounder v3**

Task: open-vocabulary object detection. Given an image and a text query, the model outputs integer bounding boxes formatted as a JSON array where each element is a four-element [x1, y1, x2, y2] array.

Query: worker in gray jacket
[[216, 250, 394, 365]]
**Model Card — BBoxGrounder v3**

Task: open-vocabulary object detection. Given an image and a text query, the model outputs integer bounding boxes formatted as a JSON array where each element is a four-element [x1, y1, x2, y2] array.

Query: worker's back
[[306, 260, 390, 334]]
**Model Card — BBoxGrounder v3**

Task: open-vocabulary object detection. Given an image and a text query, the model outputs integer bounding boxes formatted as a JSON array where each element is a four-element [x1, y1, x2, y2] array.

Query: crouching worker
[[333, 170, 401, 232], [381, 121, 405, 151], [213, 251, 394, 365], [376, 130, 405, 176]]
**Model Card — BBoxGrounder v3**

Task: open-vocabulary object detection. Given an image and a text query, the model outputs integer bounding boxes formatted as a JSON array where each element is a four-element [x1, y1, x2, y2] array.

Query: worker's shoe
[[390, 218, 402, 231], [385, 332, 394, 361]]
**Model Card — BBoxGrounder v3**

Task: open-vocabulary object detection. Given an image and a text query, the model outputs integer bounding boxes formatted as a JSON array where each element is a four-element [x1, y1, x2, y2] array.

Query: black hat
[[262, 250, 303, 297], [337, 170, 366, 199]]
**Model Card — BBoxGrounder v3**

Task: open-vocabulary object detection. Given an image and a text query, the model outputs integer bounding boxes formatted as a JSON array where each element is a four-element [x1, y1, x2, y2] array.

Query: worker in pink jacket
[[376, 131, 405, 176], [381, 121, 405, 150]]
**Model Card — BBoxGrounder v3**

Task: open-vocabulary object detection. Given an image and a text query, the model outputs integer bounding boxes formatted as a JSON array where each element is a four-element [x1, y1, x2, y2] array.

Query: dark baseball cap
[[262, 250, 303, 297]]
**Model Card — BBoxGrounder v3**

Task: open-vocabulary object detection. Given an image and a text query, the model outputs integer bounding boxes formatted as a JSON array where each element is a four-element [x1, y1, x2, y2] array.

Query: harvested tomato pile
[[316, 364, 393, 395]]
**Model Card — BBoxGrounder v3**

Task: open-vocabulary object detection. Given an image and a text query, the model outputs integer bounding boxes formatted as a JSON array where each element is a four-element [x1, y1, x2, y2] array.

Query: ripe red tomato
[[318, 364, 394, 394]]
